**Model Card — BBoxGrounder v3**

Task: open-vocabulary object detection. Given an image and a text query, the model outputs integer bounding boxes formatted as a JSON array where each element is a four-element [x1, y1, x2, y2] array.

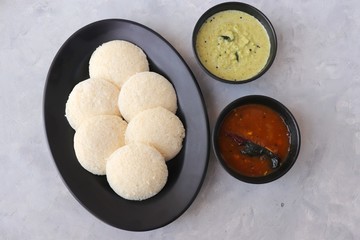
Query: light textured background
[[1, 0, 360, 239]]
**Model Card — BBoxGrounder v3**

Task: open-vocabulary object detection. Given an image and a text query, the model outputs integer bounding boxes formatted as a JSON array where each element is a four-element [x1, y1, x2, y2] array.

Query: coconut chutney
[[195, 10, 271, 81]]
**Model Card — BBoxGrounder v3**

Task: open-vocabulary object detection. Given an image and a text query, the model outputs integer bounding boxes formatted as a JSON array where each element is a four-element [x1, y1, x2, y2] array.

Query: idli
[[89, 40, 149, 88], [125, 107, 185, 161], [65, 78, 120, 130], [106, 143, 168, 201], [118, 71, 177, 122], [74, 115, 127, 175]]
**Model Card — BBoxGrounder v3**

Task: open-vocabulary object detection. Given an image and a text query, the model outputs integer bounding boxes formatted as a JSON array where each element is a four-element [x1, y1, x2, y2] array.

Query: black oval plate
[[43, 19, 210, 231]]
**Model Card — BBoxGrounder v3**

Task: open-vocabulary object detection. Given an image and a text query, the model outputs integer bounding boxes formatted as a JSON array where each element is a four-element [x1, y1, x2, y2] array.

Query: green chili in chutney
[[218, 104, 290, 177], [195, 10, 271, 81]]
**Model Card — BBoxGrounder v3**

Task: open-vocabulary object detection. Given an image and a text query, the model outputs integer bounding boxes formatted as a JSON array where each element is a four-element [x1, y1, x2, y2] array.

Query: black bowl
[[192, 2, 277, 84], [213, 95, 301, 183]]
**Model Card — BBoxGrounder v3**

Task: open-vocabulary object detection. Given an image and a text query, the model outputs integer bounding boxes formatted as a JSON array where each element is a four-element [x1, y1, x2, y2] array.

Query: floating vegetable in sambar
[[195, 10, 271, 81]]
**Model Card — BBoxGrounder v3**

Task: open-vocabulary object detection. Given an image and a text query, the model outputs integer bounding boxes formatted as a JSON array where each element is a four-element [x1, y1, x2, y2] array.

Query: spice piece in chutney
[[195, 10, 271, 81], [217, 104, 290, 177]]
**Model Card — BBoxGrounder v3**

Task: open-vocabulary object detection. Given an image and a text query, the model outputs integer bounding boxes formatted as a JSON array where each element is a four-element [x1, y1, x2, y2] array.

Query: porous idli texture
[[74, 115, 127, 175], [118, 71, 177, 122], [65, 78, 120, 130], [106, 143, 168, 201], [89, 40, 149, 88], [125, 107, 185, 161]]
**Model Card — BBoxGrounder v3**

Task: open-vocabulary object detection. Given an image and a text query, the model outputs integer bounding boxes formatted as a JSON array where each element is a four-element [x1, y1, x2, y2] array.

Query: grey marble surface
[[1, 0, 360, 239]]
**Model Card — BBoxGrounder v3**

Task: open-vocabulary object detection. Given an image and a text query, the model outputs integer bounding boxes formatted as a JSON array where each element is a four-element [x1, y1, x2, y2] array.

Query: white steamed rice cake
[[89, 40, 149, 88], [118, 71, 177, 122], [74, 115, 127, 175], [125, 107, 185, 161], [106, 143, 168, 201], [65, 78, 120, 130]]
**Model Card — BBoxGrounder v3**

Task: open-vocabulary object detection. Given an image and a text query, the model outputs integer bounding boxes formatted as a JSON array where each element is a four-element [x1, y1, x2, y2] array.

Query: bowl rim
[[192, 1, 278, 84], [212, 95, 301, 184]]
